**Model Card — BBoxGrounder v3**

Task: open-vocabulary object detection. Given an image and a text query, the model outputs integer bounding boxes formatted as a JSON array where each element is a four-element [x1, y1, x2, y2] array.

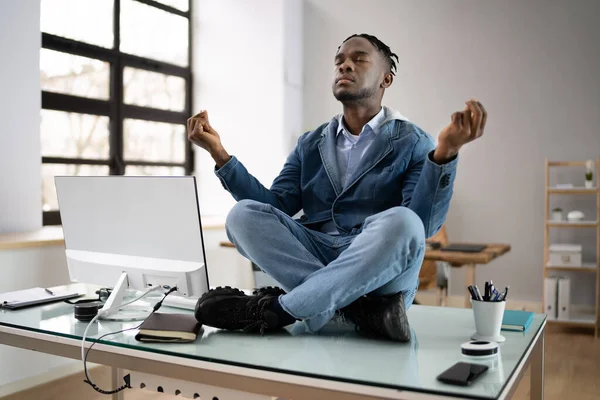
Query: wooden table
[[220, 241, 511, 308], [424, 243, 511, 307]]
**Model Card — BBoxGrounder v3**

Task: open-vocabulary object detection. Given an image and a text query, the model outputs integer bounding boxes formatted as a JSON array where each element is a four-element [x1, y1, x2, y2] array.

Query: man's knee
[[225, 199, 264, 232], [377, 207, 425, 251]]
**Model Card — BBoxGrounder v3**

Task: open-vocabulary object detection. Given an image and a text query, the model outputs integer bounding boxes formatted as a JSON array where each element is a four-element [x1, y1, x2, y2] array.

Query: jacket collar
[[318, 106, 409, 196], [332, 106, 409, 134], [336, 106, 386, 137]]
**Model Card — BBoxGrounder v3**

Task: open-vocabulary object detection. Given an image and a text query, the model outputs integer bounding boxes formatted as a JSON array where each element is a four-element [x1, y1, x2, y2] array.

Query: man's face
[[332, 37, 390, 102]]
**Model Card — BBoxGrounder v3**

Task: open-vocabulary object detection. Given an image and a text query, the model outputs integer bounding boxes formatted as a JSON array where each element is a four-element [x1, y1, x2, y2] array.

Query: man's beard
[[334, 86, 376, 102]]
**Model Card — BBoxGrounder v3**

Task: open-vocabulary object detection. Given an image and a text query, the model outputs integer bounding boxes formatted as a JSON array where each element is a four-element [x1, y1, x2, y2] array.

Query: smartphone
[[436, 362, 488, 386]]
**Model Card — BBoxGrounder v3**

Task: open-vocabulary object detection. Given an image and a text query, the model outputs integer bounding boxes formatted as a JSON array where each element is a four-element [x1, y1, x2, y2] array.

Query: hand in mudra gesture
[[187, 110, 231, 167], [187, 110, 222, 153], [434, 99, 487, 163]]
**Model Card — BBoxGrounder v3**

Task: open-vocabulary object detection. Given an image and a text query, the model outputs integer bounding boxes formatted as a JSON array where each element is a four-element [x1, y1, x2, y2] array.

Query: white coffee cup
[[471, 299, 506, 343]]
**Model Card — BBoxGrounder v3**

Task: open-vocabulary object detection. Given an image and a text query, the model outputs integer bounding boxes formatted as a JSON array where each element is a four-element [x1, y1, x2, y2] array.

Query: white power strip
[[162, 295, 198, 310], [129, 371, 276, 399]]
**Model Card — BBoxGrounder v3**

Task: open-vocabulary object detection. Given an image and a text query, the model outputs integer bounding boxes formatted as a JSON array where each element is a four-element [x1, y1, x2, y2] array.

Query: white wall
[[303, 0, 600, 303], [0, 1, 76, 394], [192, 0, 303, 217], [0, 0, 42, 234]]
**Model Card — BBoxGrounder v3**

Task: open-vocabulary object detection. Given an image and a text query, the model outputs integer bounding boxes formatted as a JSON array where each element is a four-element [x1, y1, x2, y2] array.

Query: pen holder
[[471, 299, 506, 343]]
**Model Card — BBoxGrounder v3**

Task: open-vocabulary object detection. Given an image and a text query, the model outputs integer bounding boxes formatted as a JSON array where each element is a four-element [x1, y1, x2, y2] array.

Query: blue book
[[502, 310, 534, 332]]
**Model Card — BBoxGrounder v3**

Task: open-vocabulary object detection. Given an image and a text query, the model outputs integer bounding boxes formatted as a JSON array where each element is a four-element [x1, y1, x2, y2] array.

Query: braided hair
[[339, 34, 399, 76]]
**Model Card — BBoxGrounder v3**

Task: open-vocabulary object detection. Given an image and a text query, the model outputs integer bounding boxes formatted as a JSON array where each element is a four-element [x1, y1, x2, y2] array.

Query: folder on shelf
[[544, 277, 558, 320], [557, 277, 571, 320]]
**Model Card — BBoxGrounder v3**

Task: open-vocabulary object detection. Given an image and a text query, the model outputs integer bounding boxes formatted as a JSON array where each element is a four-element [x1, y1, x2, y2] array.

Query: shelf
[[547, 220, 598, 227], [546, 264, 598, 273], [548, 161, 597, 167], [544, 159, 599, 339], [548, 310, 596, 327], [548, 187, 597, 194]]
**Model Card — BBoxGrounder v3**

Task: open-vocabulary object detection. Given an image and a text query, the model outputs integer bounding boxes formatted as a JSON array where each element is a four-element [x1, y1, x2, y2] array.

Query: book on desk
[[502, 310, 534, 332], [135, 313, 202, 343]]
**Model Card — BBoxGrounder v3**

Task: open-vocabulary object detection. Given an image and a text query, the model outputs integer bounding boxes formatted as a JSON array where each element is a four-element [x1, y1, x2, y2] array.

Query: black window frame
[[41, 0, 194, 225]]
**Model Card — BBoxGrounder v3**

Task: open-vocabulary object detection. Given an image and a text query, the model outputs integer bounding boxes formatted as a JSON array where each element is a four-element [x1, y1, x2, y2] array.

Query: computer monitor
[[55, 176, 210, 319]]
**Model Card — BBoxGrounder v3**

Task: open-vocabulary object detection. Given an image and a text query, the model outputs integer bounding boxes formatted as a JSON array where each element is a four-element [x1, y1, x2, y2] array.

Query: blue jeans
[[225, 200, 426, 333]]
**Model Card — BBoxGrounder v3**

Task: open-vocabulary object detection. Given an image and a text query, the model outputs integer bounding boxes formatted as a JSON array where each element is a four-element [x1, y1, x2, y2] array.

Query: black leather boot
[[343, 292, 411, 342], [194, 286, 293, 334], [252, 286, 286, 298]]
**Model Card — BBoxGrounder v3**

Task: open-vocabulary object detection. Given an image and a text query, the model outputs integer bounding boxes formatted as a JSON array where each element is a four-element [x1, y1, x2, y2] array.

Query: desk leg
[[530, 328, 545, 400], [111, 367, 125, 400], [465, 264, 476, 308]]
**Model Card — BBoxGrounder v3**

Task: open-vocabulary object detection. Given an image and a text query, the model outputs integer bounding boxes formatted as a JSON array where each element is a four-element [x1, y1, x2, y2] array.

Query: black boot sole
[[195, 286, 248, 328], [253, 286, 286, 297], [199, 286, 246, 302]]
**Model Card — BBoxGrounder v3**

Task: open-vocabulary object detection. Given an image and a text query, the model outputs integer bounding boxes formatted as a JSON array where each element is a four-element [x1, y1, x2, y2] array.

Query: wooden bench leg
[[465, 264, 476, 308], [436, 286, 448, 307]]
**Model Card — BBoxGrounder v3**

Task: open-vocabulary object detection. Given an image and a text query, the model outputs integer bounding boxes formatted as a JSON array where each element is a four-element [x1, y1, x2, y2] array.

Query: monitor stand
[[99, 272, 153, 321]]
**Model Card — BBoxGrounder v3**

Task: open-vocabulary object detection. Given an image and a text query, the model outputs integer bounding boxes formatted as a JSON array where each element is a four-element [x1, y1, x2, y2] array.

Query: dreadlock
[[339, 33, 399, 76]]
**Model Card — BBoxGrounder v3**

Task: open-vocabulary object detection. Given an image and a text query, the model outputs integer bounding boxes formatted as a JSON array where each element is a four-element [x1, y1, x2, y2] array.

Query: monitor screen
[[55, 176, 209, 297]]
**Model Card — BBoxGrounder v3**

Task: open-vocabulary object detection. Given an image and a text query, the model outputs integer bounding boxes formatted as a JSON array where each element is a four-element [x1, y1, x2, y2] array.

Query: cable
[[81, 286, 178, 395]]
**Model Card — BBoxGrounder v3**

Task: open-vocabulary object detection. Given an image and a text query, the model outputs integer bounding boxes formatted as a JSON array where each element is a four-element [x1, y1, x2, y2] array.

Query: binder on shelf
[[557, 277, 571, 320], [544, 277, 558, 320]]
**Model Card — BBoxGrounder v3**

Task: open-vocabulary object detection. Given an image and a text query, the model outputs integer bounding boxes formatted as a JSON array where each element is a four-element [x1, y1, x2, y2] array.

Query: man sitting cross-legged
[[187, 33, 487, 341]]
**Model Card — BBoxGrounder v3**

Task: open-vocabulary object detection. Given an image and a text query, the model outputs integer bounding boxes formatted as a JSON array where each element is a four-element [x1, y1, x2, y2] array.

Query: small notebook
[[0, 287, 80, 310], [502, 310, 534, 332], [135, 312, 202, 343]]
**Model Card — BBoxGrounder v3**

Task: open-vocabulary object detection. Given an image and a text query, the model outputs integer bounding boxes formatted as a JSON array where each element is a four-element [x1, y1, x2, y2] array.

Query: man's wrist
[[432, 144, 459, 164], [211, 147, 231, 169]]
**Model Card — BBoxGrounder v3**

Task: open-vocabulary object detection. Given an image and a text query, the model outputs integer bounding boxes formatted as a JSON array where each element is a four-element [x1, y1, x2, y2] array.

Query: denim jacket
[[215, 107, 458, 238]]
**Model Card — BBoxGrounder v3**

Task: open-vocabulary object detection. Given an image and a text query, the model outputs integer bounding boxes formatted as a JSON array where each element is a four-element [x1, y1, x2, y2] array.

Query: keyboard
[[162, 296, 198, 310]]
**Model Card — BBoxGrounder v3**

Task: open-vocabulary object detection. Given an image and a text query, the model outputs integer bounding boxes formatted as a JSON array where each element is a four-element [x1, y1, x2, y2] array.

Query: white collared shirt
[[335, 106, 386, 189], [321, 107, 387, 235]]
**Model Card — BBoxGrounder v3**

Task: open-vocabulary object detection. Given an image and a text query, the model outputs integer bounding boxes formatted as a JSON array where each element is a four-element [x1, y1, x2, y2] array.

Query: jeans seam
[[260, 203, 325, 268], [303, 243, 425, 321]]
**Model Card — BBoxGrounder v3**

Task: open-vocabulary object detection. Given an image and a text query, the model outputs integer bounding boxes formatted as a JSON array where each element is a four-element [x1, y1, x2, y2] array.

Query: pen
[[473, 285, 483, 301], [469, 286, 480, 301], [503, 286, 509, 301], [45, 288, 54, 296], [467, 286, 475, 300]]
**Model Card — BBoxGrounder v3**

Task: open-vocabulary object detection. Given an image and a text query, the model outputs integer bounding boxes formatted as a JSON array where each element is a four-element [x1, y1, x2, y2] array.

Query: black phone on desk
[[436, 362, 488, 386]]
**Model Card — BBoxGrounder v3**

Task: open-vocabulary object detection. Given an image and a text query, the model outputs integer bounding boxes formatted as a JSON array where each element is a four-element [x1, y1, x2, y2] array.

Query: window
[[40, 0, 193, 225]]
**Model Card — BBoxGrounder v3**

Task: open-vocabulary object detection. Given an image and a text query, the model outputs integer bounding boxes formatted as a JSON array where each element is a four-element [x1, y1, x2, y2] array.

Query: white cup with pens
[[468, 281, 509, 343]]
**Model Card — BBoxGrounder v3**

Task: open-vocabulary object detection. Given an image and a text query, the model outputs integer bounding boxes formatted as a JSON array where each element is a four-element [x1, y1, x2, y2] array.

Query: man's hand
[[434, 99, 487, 163], [187, 110, 231, 168]]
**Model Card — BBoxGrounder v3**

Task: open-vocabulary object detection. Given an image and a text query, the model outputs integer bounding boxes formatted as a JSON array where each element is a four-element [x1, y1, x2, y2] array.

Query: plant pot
[[585, 180, 594, 189], [552, 211, 563, 221]]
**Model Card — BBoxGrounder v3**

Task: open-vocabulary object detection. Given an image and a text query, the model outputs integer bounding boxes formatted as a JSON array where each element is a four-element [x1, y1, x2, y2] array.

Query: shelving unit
[[544, 159, 600, 338]]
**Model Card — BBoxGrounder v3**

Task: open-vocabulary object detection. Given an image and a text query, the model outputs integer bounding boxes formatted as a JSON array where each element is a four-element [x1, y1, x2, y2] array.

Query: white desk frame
[[0, 321, 544, 400]]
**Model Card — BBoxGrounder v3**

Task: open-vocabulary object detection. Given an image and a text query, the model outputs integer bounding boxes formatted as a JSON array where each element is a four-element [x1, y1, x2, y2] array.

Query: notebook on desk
[[135, 312, 202, 343], [502, 310, 534, 332], [0, 287, 80, 310]]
